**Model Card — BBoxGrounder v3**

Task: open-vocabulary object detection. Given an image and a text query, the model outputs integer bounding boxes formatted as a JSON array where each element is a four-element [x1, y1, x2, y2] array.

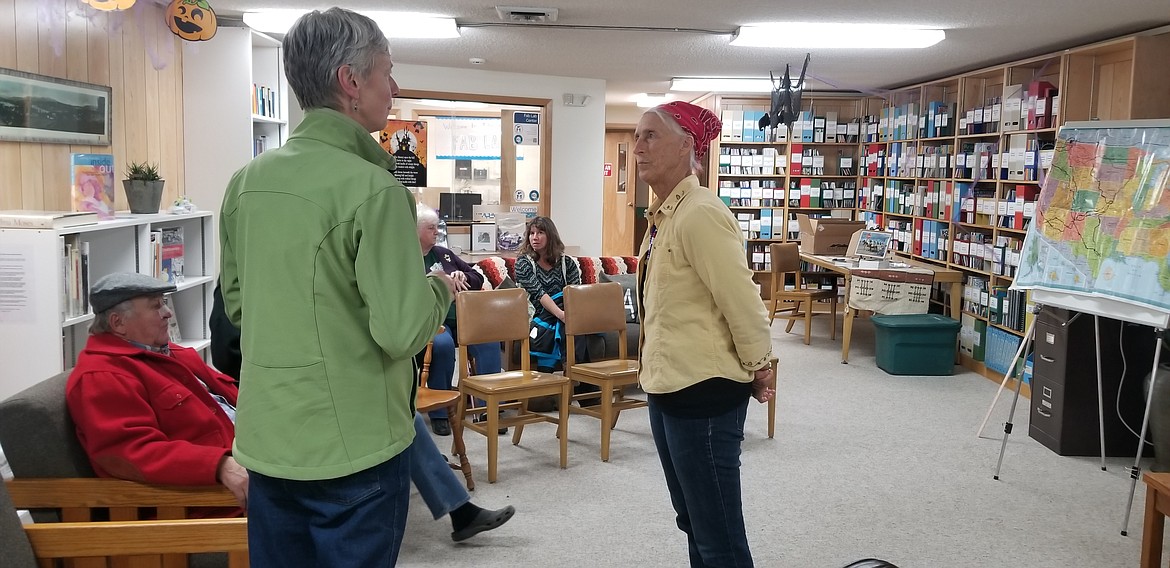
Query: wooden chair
[[768, 242, 838, 345], [765, 356, 779, 439], [417, 327, 474, 491], [3, 478, 248, 568], [454, 288, 572, 483], [563, 283, 647, 462], [1141, 472, 1170, 568], [0, 370, 247, 567]]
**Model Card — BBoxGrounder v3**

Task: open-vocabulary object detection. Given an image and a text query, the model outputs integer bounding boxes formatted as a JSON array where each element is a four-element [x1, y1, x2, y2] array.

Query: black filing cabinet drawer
[[1028, 376, 1064, 452]]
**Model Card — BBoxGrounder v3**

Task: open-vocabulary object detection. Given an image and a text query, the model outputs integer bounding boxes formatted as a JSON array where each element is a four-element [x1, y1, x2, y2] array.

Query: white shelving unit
[[0, 212, 215, 401], [183, 27, 289, 255]]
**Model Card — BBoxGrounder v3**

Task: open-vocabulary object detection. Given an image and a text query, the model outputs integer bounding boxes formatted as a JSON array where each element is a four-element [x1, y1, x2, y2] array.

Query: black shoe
[[430, 418, 451, 436], [472, 413, 508, 435], [451, 505, 516, 542]]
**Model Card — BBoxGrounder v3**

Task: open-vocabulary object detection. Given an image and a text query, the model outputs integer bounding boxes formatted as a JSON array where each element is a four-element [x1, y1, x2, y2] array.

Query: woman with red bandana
[[635, 101, 775, 567]]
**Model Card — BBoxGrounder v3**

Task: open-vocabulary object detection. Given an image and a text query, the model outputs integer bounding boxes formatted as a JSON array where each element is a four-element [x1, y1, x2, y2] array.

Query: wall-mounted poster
[[379, 119, 428, 187]]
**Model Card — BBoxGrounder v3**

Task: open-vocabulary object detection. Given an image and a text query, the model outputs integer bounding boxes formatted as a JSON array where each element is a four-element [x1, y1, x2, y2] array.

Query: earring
[[352, 101, 359, 111]]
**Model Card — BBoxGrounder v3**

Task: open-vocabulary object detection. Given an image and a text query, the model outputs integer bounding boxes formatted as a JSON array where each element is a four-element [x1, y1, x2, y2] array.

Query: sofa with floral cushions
[[472, 255, 640, 369]]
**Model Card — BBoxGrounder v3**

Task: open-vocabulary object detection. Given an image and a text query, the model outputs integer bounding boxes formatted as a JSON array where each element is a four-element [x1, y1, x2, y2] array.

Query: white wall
[[393, 64, 607, 255]]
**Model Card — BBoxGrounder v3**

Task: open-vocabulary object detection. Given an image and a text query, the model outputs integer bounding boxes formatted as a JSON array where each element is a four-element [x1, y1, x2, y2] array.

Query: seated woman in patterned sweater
[[513, 216, 599, 405]]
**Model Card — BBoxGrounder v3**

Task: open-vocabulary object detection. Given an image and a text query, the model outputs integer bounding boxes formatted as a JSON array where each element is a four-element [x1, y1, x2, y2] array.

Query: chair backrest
[[455, 288, 530, 345], [0, 370, 94, 479], [770, 242, 800, 275], [0, 479, 37, 568], [563, 283, 626, 336]]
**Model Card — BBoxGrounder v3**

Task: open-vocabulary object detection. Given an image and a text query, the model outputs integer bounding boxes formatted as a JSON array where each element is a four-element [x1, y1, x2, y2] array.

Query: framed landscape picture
[[0, 67, 111, 145]]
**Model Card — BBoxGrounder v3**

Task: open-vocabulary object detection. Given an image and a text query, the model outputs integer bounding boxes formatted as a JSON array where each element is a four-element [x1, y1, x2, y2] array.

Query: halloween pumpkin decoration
[[166, 0, 218, 41], [83, 0, 136, 10]]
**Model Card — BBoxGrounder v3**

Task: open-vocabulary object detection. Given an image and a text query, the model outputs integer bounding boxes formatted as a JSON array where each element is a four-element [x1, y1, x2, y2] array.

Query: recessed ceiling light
[[670, 78, 775, 93], [635, 93, 670, 108], [242, 10, 460, 39], [731, 23, 944, 49]]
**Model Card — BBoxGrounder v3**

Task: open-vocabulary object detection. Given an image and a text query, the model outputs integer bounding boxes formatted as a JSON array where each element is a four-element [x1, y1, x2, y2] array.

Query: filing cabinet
[[1028, 308, 1155, 456]]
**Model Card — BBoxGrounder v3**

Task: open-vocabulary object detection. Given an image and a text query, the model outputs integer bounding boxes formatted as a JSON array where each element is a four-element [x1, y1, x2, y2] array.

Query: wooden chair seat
[[455, 288, 572, 483], [459, 370, 568, 395], [564, 283, 649, 463], [569, 359, 639, 381], [768, 242, 838, 345]]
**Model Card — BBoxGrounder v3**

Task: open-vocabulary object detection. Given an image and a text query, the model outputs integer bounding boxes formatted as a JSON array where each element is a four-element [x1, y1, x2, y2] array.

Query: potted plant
[[123, 161, 165, 214]]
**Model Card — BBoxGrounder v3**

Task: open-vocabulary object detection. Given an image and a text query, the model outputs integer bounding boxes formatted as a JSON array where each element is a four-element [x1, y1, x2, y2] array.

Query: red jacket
[[67, 333, 239, 486]]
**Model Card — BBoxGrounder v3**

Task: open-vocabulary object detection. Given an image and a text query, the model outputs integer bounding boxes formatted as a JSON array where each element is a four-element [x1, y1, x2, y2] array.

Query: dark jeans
[[246, 452, 411, 568], [649, 396, 753, 568]]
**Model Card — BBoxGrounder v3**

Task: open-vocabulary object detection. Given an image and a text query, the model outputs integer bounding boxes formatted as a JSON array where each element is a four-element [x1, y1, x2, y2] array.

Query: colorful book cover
[[70, 153, 115, 220], [159, 227, 185, 284]]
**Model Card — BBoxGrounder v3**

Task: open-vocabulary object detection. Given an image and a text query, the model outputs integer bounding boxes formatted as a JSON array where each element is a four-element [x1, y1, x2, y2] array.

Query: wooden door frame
[[398, 89, 553, 218]]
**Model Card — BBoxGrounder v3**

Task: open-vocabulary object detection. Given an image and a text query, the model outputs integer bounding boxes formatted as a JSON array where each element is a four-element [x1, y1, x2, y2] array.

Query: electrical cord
[[1115, 323, 1154, 446]]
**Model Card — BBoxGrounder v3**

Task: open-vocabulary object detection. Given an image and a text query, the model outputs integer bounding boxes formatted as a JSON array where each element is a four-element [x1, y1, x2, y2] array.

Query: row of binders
[[951, 232, 1025, 274], [718, 147, 785, 175], [719, 180, 858, 209], [719, 107, 864, 144], [960, 81, 1059, 135]]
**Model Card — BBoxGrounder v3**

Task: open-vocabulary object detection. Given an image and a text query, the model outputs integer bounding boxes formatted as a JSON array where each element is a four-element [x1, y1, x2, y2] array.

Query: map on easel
[[1014, 120, 1170, 323]]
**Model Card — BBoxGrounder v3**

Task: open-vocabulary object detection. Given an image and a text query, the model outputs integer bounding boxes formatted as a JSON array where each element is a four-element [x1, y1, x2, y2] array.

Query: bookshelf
[[182, 27, 288, 229], [0, 212, 214, 401], [710, 95, 865, 297], [857, 28, 1170, 382]]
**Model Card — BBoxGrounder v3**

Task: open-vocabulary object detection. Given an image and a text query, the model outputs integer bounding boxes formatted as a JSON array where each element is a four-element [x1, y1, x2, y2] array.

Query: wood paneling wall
[[0, 0, 185, 211]]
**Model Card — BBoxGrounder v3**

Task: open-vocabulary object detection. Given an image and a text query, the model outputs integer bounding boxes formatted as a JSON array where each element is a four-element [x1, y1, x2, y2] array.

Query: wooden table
[[1142, 472, 1170, 568], [799, 253, 964, 364]]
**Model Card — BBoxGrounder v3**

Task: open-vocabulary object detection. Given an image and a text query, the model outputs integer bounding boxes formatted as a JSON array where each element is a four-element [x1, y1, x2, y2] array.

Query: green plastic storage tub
[[871, 314, 961, 376]]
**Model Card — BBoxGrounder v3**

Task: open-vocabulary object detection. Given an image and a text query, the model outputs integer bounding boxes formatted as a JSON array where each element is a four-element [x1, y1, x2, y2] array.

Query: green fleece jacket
[[220, 108, 451, 480]]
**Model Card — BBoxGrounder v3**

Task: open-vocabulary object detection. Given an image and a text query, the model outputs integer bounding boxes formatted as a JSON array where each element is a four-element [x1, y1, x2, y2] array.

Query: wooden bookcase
[[858, 28, 1170, 383], [0, 212, 215, 401], [707, 94, 867, 297]]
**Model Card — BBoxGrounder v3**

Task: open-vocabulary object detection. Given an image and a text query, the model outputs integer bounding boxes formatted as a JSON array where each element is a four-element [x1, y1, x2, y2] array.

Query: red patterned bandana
[[656, 101, 722, 162]]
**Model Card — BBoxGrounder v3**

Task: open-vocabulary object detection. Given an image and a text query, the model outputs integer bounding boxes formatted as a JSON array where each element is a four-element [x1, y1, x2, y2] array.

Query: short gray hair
[[416, 203, 440, 228], [283, 8, 390, 111], [89, 299, 135, 335], [646, 107, 701, 174]]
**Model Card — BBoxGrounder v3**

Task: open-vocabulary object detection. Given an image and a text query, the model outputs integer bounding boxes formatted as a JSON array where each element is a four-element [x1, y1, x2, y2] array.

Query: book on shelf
[[158, 227, 185, 284], [70, 153, 115, 220], [0, 210, 100, 230], [61, 237, 91, 319]]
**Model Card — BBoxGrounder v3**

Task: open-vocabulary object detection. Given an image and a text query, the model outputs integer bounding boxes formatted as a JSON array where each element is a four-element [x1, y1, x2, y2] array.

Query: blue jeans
[[411, 412, 470, 519], [648, 397, 753, 568], [247, 451, 411, 568], [427, 327, 502, 419]]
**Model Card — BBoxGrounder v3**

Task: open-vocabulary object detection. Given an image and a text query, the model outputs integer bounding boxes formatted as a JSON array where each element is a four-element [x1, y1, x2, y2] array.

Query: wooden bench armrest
[[7, 478, 238, 509], [24, 517, 249, 558]]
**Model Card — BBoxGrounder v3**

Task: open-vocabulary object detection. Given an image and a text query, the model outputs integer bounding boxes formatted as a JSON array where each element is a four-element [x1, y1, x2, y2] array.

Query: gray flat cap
[[90, 272, 177, 313]]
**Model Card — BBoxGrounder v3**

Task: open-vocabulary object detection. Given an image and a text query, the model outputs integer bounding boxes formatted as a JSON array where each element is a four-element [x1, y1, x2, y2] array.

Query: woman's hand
[[751, 366, 775, 403], [451, 270, 470, 292]]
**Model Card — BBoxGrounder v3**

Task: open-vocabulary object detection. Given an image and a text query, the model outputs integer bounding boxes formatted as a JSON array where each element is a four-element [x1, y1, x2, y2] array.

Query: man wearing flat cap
[[66, 273, 249, 511]]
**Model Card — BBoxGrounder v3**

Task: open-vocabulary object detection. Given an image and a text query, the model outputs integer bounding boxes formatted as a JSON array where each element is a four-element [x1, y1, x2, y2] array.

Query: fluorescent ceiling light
[[731, 23, 944, 49], [243, 10, 460, 39], [671, 78, 799, 93], [635, 93, 669, 108]]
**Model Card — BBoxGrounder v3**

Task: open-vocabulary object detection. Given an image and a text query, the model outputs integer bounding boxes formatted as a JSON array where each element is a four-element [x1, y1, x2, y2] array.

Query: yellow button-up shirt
[[637, 175, 773, 394]]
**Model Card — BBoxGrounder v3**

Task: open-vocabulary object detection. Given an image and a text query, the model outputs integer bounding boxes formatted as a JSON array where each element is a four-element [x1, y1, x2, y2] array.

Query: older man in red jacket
[[66, 273, 248, 510]]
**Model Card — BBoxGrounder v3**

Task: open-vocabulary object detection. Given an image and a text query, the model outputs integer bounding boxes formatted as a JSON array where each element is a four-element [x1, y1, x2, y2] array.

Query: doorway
[[602, 129, 648, 256]]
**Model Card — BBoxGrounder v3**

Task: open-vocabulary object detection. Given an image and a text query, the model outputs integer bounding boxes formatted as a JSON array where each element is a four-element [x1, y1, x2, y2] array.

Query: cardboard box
[[795, 214, 865, 255]]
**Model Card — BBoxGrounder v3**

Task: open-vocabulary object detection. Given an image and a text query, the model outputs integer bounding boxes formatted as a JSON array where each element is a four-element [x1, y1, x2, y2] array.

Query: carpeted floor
[[398, 317, 1166, 567]]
